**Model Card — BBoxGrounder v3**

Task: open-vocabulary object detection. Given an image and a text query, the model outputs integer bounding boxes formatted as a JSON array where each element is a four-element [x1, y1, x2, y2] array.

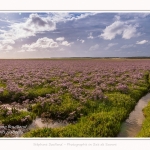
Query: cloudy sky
[[0, 12, 150, 58]]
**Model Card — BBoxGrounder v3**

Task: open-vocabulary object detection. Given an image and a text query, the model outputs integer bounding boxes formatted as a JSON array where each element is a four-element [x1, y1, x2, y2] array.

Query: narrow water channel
[[117, 93, 150, 137]]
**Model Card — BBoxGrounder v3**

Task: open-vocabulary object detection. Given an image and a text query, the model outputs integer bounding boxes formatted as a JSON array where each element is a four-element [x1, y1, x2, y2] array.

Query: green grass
[[0, 90, 12, 103], [0, 82, 6, 88], [27, 87, 57, 99], [0, 85, 59, 103], [31, 93, 102, 120], [136, 101, 150, 137], [0, 108, 35, 126]]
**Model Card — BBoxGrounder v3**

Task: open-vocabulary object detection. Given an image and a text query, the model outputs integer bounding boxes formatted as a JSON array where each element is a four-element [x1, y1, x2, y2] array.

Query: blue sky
[[0, 12, 150, 58]]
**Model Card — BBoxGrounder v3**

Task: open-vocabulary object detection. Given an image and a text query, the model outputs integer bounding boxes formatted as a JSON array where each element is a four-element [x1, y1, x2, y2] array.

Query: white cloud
[[114, 15, 120, 21], [87, 32, 94, 39], [122, 24, 137, 39], [21, 37, 58, 52], [89, 44, 99, 51], [61, 41, 73, 46], [100, 21, 139, 40], [74, 13, 97, 20], [136, 40, 148, 45], [56, 37, 65, 41], [48, 12, 70, 22], [0, 29, 6, 33], [0, 39, 15, 45], [0, 44, 13, 51], [121, 44, 136, 49], [134, 13, 150, 18], [0, 19, 11, 23], [49, 12, 97, 23], [105, 43, 118, 50], [20, 37, 73, 52], [0, 13, 56, 40], [77, 39, 85, 43], [80, 40, 85, 43], [0, 39, 15, 51]]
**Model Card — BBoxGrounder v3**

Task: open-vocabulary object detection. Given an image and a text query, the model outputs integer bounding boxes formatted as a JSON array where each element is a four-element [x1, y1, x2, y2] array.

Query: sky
[[0, 12, 150, 58]]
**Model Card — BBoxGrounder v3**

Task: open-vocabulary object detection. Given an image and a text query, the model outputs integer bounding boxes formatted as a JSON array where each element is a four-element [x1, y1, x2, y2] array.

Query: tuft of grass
[[0, 109, 35, 126], [27, 87, 58, 100], [137, 101, 150, 137]]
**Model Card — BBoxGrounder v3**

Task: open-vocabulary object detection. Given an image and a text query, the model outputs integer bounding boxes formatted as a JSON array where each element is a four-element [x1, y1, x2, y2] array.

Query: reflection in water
[[2, 118, 68, 137], [117, 93, 150, 137], [0, 104, 27, 111], [28, 117, 68, 130]]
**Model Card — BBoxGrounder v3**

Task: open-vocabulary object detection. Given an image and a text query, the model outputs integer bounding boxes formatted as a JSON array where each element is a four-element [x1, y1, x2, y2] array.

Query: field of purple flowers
[[0, 59, 150, 137]]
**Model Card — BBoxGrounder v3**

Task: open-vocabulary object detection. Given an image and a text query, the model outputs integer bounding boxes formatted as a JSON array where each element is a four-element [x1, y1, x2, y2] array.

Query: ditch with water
[[117, 93, 150, 137]]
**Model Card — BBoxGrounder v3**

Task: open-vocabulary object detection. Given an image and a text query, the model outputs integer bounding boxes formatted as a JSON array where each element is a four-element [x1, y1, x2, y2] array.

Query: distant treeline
[[124, 57, 150, 59], [49, 57, 150, 59], [60, 57, 150, 59]]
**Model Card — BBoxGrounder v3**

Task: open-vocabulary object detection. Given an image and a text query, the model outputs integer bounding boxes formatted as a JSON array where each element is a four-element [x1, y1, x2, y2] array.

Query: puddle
[[0, 104, 27, 111], [28, 117, 68, 130]]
